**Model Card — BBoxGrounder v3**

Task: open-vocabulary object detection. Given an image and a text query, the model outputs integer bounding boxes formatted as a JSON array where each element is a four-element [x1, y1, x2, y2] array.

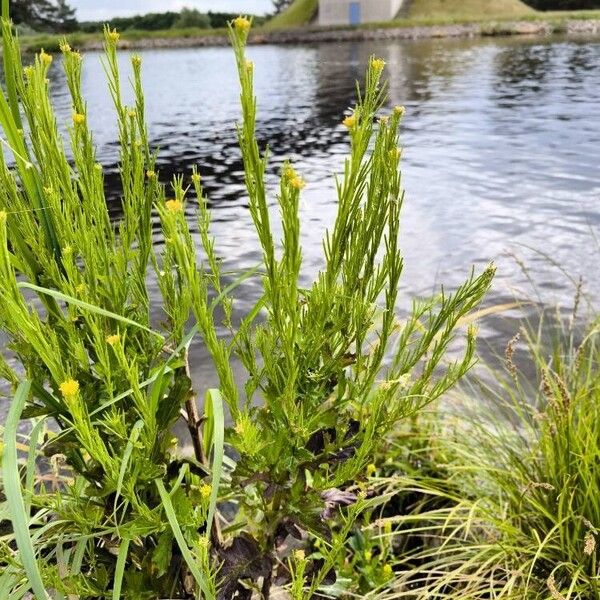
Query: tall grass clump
[[357, 304, 600, 599], [0, 8, 492, 598]]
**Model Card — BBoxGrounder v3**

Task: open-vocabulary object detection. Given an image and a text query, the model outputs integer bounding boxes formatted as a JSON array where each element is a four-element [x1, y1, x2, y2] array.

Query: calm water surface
[[2, 34, 600, 404]]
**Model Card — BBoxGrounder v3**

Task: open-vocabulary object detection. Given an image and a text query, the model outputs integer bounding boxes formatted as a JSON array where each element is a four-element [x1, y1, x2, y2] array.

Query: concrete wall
[[319, 0, 404, 26]]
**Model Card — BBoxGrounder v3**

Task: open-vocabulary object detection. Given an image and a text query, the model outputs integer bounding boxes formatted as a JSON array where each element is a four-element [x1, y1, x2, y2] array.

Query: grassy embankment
[[265, 0, 600, 27], [14, 0, 600, 52], [405, 0, 534, 20], [263, 0, 318, 29]]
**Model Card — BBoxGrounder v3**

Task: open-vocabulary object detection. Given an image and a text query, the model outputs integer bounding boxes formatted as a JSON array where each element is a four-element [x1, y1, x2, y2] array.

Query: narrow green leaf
[[209, 262, 262, 313], [112, 537, 130, 600], [18, 282, 164, 339], [113, 420, 144, 517], [204, 389, 224, 539], [88, 362, 183, 418], [24, 418, 45, 517], [69, 539, 87, 575], [3, 380, 50, 600], [155, 479, 214, 600]]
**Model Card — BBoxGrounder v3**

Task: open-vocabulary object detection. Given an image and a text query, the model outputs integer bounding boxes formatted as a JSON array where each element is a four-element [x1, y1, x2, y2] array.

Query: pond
[[2, 33, 600, 410]]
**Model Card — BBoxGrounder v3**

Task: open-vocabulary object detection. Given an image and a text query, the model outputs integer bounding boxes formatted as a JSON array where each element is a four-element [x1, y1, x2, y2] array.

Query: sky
[[70, 1, 273, 21]]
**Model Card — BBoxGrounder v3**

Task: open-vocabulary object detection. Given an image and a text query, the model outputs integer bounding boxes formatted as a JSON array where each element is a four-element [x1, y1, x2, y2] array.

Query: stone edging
[[81, 19, 600, 51]]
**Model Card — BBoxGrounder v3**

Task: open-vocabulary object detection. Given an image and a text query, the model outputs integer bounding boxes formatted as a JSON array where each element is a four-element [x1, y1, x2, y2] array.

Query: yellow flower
[[39, 50, 53, 65], [127, 109, 136, 118], [233, 16, 251, 33], [382, 563, 393, 578], [198, 535, 210, 549], [75, 283, 86, 295], [366, 463, 377, 477], [282, 164, 296, 180], [59, 42, 71, 53], [23, 66, 34, 80], [364, 550, 372, 562], [59, 379, 80, 399], [371, 57, 386, 72], [294, 549, 306, 561], [165, 199, 183, 213], [290, 176, 305, 190], [131, 55, 142, 68], [72, 112, 86, 126], [191, 172, 201, 185], [199, 483, 212, 499], [146, 170, 156, 179], [107, 29, 120, 43], [393, 105, 406, 117], [106, 334, 120, 346], [343, 114, 357, 129], [245, 60, 254, 72], [389, 147, 402, 160]]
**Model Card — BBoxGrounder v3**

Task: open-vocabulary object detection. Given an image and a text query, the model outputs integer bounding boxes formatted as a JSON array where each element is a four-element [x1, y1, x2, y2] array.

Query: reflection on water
[[2, 34, 600, 404]]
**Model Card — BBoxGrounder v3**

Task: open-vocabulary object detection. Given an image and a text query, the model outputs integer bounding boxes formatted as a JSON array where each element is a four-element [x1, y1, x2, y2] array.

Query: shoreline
[[56, 18, 600, 51]]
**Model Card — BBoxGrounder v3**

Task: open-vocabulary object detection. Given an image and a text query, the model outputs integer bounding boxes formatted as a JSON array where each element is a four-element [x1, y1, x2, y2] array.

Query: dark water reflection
[[2, 34, 600, 408]]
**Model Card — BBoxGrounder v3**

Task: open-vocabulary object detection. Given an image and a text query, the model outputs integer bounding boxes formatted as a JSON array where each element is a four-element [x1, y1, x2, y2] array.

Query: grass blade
[[18, 282, 164, 339], [24, 418, 45, 517], [209, 262, 262, 313], [113, 419, 144, 518], [3, 380, 50, 600], [155, 479, 214, 600], [112, 537, 130, 600], [204, 389, 225, 539]]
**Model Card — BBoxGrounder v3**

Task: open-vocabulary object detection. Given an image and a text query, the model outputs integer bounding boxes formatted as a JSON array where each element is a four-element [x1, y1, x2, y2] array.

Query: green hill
[[405, 0, 534, 20], [264, 0, 318, 29], [264, 0, 537, 30]]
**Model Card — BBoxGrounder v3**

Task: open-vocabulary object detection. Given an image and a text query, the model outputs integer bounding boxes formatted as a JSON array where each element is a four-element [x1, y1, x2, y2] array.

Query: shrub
[[174, 9, 211, 30], [0, 11, 492, 599], [366, 307, 600, 599]]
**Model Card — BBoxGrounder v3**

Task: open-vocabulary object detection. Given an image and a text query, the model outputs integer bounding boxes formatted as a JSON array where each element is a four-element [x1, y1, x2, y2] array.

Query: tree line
[[78, 10, 267, 33], [9, 0, 77, 32], [6, 2, 269, 33]]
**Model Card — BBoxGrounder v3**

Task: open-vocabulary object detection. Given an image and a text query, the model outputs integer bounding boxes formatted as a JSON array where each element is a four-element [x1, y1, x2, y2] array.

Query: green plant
[[471, 313, 600, 599], [360, 303, 600, 599], [0, 9, 492, 598]]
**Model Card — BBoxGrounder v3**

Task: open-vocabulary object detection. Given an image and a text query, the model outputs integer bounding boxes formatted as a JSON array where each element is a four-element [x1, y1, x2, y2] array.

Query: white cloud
[[71, 0, 273, 21]]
